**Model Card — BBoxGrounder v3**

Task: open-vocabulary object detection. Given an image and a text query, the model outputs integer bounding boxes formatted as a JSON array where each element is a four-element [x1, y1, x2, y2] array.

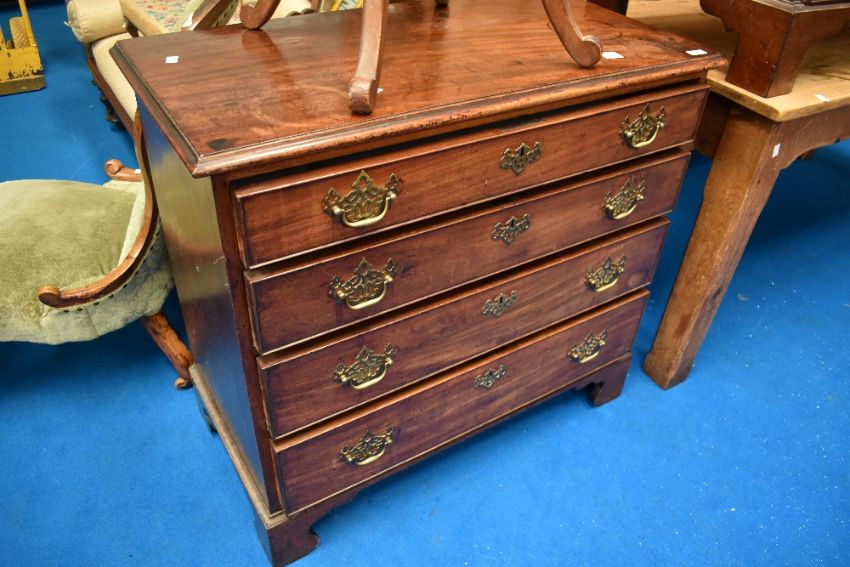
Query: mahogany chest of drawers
[[113, 1, 722, 564]]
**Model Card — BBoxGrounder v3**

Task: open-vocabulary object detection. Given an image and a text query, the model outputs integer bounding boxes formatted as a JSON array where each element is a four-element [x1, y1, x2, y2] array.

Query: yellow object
[[1, 0, 45, 95], [326, 0, 363, 11]]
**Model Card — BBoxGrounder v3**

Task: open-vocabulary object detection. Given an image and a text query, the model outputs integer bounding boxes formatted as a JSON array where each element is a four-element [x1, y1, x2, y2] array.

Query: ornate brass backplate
[[329, 258, 396, 310], [323, 170, 400, 228], [339, 427, 395, 466], [603, 177, 645, 220], [334, 345, 398, 389], [586, 256, 627, 292], [473, 365, 507, 389], [492, 213, 531, 245], [499, 142, 542, 175], [568, 331, 608, 364], [481, 291, 519, 318], [620, 104, 665, 149]]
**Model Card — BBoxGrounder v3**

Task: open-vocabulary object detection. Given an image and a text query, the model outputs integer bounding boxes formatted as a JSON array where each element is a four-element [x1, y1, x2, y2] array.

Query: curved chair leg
[[141, 312, 195, 390], [540, 0, 603, 68], [349, 0, 389, 114]]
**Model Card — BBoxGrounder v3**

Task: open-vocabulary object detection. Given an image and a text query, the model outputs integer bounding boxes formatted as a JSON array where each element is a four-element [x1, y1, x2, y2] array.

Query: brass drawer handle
[[586, 256, 627, 292], [473, 365, 507, 389], [492, 213, 531, 245], [329, 258, 396, 310], [499, 142, 542, 175], [323, 171, 400, 228], [603, 177, 645, 220], [340, 427, 395, 466], [334, 345, 397, 390], [569, 331, 608, 364], [481, 291, 519, 318], [620, 104, 665, 149]]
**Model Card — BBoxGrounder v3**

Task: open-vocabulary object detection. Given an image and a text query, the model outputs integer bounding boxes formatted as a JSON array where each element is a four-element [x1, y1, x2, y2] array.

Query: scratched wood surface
[[275, 291, 648, 514], [112, 0, 722, 177]]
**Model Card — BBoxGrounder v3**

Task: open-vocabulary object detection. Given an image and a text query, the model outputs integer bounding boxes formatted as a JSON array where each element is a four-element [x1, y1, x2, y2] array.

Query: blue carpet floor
[[1, 3, 848, 566]]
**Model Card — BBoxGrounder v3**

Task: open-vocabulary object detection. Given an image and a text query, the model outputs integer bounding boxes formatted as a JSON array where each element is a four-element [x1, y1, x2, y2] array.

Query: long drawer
[[261, 219, 667, 438], [247, 152, 687, 353], [233, 84, 707, 268], [274, 291, 648, 514]]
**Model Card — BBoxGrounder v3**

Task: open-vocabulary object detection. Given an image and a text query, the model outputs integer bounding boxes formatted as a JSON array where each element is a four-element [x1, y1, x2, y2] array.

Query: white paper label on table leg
[[165, 55, 179, 64], [772, 144, 781, 158]]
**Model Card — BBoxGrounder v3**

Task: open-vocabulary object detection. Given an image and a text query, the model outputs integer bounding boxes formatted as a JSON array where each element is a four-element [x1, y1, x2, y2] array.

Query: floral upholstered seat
[[66, 0, 313, 127]]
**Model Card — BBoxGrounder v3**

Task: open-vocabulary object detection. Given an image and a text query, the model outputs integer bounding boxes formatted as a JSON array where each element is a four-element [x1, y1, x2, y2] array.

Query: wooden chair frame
[[238, 0, 603, 114], [36, 116, 195, 390]]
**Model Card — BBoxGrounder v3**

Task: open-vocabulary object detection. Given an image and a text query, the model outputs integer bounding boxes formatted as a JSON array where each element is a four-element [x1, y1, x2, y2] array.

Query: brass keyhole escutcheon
[[473, 365, 507, 389], [481, 291, 519, 318], [499, 142, 542, 175], [492, 214, 531, 245]]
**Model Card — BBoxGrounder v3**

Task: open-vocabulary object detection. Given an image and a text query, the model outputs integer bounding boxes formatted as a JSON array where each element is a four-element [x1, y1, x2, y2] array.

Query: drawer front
[[234, 84, 707, 268], [248, 152, 686, 353], [261, 220, 667, 438], [274, 291, 647, 513]]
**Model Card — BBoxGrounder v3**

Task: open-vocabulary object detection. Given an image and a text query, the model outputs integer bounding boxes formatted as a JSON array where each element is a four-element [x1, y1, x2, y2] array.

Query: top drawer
[[233, 84, 708, 269]]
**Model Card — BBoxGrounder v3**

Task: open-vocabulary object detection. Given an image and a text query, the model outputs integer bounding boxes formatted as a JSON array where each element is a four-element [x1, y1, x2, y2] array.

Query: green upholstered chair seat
[[0, 179, 173, 344]]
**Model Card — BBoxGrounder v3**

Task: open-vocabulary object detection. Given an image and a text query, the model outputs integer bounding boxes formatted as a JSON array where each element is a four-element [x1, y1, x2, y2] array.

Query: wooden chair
[[239, 0, 604, 113], [0, 118, 194, 389]]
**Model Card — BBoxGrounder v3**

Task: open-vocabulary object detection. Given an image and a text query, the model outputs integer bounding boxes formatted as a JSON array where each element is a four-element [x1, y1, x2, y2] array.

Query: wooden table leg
[[643, 107, 783, 389], [644, 103, 850, 389]]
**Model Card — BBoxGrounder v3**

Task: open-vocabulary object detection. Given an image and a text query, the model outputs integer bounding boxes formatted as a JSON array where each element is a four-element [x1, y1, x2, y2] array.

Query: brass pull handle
[[620, 104, 665, 149], [586, 256, 627, 293], [499, 142, 542, 175], [603, 177, 645, 220], [339, 427, 395, 466], [323, 171, 400, 228], [481, 291, 519, 318], [334, 345, 397, 390], [329, 258, 396, 310], [569, 331, 608, 364], [492, 214, 531, 245], [473, 365, 507, 389]]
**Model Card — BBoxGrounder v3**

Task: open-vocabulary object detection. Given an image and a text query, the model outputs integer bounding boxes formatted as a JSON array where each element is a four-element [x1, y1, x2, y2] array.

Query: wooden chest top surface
[[113, 0, 722, 177]]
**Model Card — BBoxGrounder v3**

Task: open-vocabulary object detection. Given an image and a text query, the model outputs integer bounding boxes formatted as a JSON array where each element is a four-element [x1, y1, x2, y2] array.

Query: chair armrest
[[66, 0, 126, 44], [104, 158, 142, 182], [183, 0, 240, 31], [38, 119, 157, 309]]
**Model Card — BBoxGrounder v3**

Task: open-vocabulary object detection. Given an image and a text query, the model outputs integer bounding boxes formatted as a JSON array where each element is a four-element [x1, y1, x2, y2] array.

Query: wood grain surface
[[275, 291, 647, 513], [247, 152, 687, 353], [234, 86, 704, 267], [111, 0, 723, 177], [140, 109, 283, 513], [261, 219, 667, 438]]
